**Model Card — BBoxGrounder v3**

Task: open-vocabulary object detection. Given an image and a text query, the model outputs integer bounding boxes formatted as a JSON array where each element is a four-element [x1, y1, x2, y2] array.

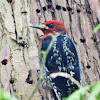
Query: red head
[[30, 20, 67, 47], [43, 20, 67, 35]]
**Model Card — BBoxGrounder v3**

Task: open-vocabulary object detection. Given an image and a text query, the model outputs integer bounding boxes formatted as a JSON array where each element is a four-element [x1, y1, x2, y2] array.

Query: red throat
[[37, 35, 50, 47], [37, 31, 56, 47]]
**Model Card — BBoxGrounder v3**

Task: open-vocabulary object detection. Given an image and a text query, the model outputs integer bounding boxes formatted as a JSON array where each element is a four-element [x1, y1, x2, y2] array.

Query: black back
[[41, 34, 81, 98]]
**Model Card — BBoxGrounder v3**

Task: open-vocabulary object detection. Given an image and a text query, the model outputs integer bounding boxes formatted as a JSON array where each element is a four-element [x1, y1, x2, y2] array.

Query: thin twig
[[29, 75, 43, 100], [29, 35, 57, 100]]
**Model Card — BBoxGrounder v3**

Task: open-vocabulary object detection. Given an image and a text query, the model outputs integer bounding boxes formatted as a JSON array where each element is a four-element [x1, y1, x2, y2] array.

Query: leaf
[[64, 85, 91, 100], [41, 50, 46, 56], [0, 89, 17, 100], [64, 82, 100, 100], [93, 24, 100, 33], [87, 82, 100, 100]]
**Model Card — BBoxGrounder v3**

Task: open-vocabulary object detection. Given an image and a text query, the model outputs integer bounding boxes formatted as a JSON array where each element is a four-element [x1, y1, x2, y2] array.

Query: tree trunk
[[0, 0, 100, 100]]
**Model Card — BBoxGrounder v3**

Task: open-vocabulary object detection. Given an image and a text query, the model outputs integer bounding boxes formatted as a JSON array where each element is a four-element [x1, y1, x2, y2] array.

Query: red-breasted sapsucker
[[30, 20, 82, 100]]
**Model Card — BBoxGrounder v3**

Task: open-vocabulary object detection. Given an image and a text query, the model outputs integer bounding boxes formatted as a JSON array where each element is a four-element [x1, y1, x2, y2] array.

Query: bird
[[30, 20, 82, 100]]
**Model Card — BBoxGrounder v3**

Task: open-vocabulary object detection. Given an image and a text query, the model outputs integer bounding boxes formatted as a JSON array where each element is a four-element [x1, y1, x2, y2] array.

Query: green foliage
[[93, 24, 100, 33], [0, 89, 17, 100], [64, 81, 100, 100], [41, 50, 46, 58], [87, 82, 100, 100]]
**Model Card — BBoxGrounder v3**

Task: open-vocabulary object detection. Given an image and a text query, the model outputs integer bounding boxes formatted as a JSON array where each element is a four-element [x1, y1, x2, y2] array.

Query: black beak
[[29, 25, 48, 30]]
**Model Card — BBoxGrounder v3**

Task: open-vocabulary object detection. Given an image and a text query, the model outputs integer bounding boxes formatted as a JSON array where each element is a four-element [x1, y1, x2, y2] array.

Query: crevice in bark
[[46, 0, 56, 19], [22, 48, 27, 64], [93, 57, 100, 79], [77, 14, 83, 37], [66, 1, 77, 44], [9, 46, 15, 70], [0, 14, 6, 45], [82, 67, 91, 85], [26, 70, 33, 84], [85, 0, 95, 29], [11, 5, 18, 41], [9, 70, 16, 94], [94, 42, 100, 59], [38, 0, 46, 22], [66, 0, 72, 22]]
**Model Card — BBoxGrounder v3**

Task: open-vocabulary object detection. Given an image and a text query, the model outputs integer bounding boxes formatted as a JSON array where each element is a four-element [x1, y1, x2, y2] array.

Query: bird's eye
[[47, 23, 54, 29]]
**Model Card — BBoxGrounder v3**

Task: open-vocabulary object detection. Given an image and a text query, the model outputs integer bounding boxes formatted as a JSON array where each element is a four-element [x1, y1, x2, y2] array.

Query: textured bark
[[0, 0, 100, 100]]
